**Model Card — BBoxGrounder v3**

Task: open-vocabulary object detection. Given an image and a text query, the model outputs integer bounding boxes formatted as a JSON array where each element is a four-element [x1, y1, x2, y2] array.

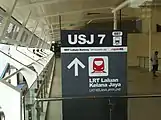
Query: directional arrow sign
[[67, 58, 85, 76]]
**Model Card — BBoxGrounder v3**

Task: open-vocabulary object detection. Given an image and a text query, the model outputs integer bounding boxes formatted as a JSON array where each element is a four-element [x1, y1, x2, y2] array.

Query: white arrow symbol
[[67, 58, 85, 76]]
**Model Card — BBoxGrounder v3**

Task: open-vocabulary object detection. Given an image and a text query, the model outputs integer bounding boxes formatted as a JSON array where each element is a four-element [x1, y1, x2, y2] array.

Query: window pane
[[13, 26, 20, 39], [0, 15, 3, 25], [0, 14, 4, 35], [20, 31, 26, 42], [5, 23, 14, 39]]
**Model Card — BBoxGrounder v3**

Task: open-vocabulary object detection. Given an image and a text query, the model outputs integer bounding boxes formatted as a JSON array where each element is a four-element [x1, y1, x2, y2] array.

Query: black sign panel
[[61, 30, 127, 97], [61, 30, 127, 47]]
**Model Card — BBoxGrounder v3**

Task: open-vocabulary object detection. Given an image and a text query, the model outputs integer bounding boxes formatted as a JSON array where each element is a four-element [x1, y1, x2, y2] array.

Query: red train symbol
[[92, 58, 106, 73]]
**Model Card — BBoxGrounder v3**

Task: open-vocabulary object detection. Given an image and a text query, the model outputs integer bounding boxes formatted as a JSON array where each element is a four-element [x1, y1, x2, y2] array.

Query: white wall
[[128, 7, 161, 67], [128, 33, 161, 66]]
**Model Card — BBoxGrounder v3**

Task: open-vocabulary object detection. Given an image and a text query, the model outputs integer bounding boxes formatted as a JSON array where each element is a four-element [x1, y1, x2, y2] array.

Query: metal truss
[[36, 6, 113, 19]]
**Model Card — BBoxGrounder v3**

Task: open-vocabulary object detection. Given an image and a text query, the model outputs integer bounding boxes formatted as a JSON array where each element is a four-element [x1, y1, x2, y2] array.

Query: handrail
[[137, 56, 161, 68], [0, 50, 39, 72], [36, 81, 45, 98], [137, 56, 161, 59], [27, 47, 52, 63], [137, 56, 149, 58], [0, 63, 9, 79], [28, 62, 35, 67], [0, 50, 40, 88], [0, 54, 53, 83], [0, 50, 27, 68], [36, 55, 48, 63], [1, 68, 24, 81], [0, 62, 37, 81], [35, 56, 54, 98], [16, 46, 44, 66], [0, 49, 40, 80], [36, 94, 161, 102], [36, 51, 54, 62]]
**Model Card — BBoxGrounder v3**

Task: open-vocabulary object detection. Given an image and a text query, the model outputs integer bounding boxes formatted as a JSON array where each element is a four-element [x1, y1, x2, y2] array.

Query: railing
[[0, 6, 50, 49], [137, 56, 161, 71], [24, 55, 56, 120], [33, 94, 161, 120], [0, 63, 9, 79]]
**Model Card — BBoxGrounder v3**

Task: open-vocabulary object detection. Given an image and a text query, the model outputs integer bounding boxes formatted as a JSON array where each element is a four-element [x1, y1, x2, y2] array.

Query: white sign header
[[61, 47, 128, 53]]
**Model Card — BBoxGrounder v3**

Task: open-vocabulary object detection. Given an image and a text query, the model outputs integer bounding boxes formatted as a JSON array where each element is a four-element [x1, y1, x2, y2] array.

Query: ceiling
[[0, 0, 156, 41]]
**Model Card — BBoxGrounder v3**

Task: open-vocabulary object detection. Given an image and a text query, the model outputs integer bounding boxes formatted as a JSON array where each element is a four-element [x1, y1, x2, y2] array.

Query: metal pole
[[113, 12, 117, 30], [44, 79, 46, 97], [16, 11, 32, 42], [40, 41, 45, 48], [23, 96, 26, 120], [44, 68, 48, 95], [39, 29, 46, 48], [36, 94, 161, 102], [144, 57, 146, 68], [40, 85, 44, 112], [108, 99, 114, 120], [1, 68, 23, 81], [36, 101, 40, 120], [36, 26, 44, 48], [59, 15, 62, 42], [28, 21, 39, 47], [148, 7, 152, 72], [59, 15, 62, 31], [119, 10, 122, 29], [112, 0, 129, 13]]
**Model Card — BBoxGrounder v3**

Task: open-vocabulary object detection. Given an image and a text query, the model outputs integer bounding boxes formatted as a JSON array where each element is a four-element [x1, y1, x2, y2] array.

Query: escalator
[[45, 58, 62, 120], [0, 63, 10, 79]]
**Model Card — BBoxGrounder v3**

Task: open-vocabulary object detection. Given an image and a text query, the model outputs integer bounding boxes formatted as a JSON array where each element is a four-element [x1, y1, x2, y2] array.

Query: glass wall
[[0, 7, 48, 48]]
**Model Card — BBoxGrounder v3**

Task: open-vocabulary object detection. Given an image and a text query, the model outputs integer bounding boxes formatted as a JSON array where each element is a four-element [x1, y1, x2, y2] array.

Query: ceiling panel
[[41, 0, 125, 30], [0, 0, 143, 42]]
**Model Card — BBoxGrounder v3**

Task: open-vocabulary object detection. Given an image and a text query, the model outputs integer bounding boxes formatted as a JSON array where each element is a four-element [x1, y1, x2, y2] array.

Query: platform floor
[[46, 59, 161, 120], [46, 58, 62, 120], [128, 67, 161, 120]]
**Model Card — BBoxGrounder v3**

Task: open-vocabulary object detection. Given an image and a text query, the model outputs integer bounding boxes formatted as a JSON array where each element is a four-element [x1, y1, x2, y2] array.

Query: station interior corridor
[[1, 0, 161, 120]]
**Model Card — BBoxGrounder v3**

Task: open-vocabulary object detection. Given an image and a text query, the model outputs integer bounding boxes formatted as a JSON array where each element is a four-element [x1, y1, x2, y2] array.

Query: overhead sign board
[[61, 30, 127, 97]]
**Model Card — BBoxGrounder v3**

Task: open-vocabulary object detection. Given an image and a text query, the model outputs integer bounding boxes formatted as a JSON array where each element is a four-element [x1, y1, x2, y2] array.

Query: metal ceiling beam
[[140, 1, 161, 7], [36, 6, 113, 19], [112, 0, 154, 13], [44, 15, 136, 36], [39, 4, 51, 39], [112, 0, 130, 13], [44, 15, 135, 26]]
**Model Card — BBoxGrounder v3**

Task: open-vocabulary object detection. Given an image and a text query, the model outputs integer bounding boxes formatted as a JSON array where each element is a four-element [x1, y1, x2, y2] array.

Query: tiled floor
[[45, 59, 161, 120], [128, 67, 161, 120], [128, 67, 161, 94]]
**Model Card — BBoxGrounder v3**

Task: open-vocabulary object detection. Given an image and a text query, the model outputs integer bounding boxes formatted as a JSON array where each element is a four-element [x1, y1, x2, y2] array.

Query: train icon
[[89, 56, 108, 77], [113, 37, 122, 46], [92, 58, 106, 73]]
